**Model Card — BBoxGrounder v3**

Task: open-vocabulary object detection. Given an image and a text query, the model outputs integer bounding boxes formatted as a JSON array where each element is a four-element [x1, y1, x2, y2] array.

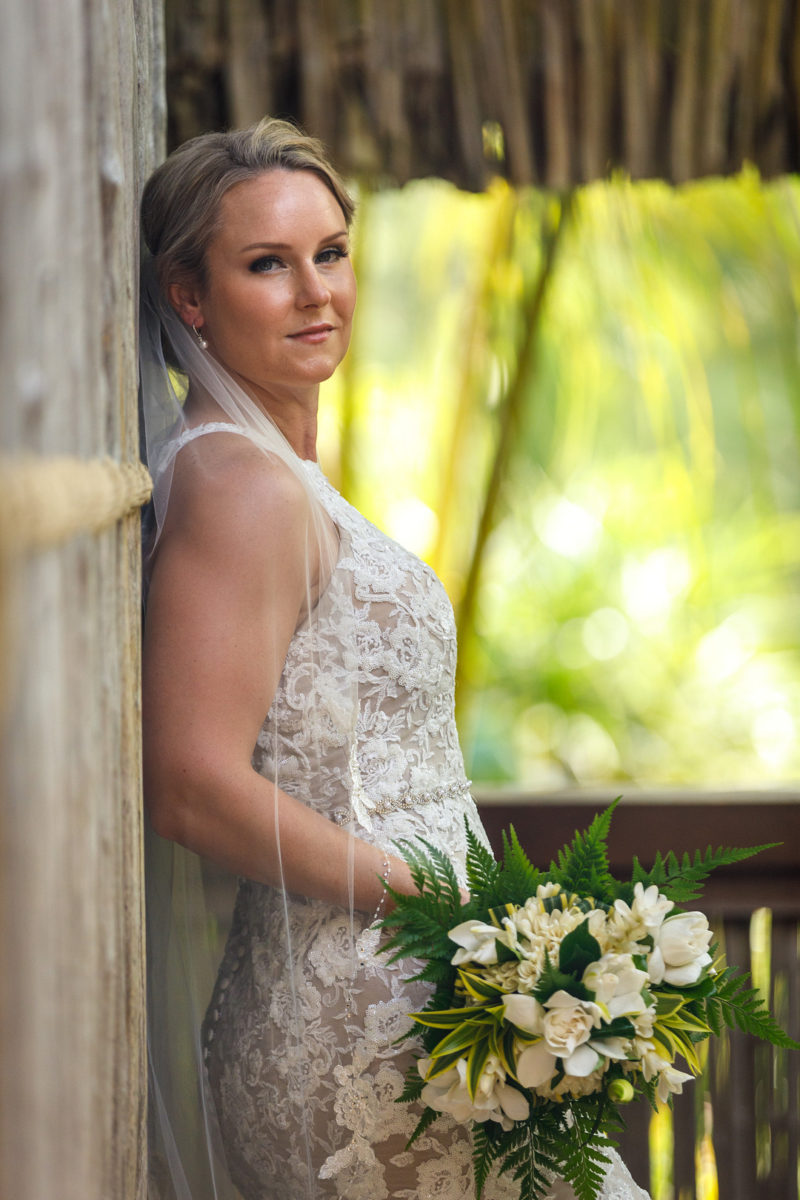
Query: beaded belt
[[337, 777, 473, 826]]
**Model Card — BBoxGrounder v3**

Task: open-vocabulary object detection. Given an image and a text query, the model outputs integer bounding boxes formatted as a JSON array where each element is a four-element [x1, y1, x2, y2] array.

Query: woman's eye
[[317, 246, 349, 264], [249, 255, 283, 273]]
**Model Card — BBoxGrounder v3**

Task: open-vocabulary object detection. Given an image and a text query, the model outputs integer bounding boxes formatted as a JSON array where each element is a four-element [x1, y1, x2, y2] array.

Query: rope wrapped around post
[[0, 456, 153, 554]]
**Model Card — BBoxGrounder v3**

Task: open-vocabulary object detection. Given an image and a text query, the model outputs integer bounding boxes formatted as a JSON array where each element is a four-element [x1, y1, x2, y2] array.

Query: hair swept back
[[141, 117, 355, 295]]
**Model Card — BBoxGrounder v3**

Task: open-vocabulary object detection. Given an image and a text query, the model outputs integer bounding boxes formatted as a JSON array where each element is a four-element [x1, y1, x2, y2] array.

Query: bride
[[140, 117, 650, 1200]]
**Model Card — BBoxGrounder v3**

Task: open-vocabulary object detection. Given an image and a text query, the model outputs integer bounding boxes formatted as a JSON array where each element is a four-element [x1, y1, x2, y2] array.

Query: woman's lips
[[288, 324, 334, 343]]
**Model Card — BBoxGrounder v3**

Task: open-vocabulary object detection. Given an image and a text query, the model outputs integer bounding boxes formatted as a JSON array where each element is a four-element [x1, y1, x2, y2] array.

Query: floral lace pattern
[[193, 440, 649, 1200]]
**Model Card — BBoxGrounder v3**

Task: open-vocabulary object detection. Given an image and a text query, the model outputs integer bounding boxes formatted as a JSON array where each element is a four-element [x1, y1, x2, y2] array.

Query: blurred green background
[[318, 170, 800, 790]]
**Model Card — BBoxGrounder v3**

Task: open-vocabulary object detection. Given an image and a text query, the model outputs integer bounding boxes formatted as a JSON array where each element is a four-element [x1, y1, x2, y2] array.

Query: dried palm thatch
[[166, 0, 800, 186]]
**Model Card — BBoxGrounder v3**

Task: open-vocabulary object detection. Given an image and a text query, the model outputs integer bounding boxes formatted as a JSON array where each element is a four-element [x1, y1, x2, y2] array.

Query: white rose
[[448, 920, 506, 966], [648, 912, 713, 986], [542, 990, 602, 1057]]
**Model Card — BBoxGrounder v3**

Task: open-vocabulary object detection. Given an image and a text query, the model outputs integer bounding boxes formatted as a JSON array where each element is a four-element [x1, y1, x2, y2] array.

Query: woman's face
[[174, 169, 356, 403]]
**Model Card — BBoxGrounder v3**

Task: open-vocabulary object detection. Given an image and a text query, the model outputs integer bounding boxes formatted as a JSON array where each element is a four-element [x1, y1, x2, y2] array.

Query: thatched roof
[[166, 0, 800, 187]]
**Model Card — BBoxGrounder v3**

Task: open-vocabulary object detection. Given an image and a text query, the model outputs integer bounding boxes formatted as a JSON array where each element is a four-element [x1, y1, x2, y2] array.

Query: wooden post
[[0, 1, 162, 1197]]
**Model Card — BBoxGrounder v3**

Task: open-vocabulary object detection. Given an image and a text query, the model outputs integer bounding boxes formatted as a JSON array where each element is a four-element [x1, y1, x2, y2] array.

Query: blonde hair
[[141, 117, 355, 294]]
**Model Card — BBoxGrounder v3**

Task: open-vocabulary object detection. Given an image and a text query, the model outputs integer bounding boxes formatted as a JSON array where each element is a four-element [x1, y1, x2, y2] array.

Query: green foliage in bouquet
[[380, 800, 799, 1200]]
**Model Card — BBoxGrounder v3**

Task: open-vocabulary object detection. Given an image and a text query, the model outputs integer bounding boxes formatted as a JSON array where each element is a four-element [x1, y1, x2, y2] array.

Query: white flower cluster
[[420, 882, 713, 1126]]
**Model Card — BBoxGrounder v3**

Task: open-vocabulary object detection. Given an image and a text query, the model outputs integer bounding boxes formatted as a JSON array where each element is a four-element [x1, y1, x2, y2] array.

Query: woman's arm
[[142, 433, 415, 914]]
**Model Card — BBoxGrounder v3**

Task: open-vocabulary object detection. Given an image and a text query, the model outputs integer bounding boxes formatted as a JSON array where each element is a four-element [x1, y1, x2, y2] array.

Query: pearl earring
[[192, 323, 208, 350]]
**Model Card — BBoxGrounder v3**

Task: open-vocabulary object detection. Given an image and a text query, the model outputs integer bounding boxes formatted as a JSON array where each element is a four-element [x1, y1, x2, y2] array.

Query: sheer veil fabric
[[140, 258, 362, 1199]]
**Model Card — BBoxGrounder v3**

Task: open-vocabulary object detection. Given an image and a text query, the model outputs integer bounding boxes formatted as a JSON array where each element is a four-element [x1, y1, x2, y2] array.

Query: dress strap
[[172, 421, 257, 453], [152, 421, 262, 477]]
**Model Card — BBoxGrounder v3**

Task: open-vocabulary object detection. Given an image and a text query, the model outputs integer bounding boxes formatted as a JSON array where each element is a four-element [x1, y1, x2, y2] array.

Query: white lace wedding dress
[[196, 440, 650, 1200]]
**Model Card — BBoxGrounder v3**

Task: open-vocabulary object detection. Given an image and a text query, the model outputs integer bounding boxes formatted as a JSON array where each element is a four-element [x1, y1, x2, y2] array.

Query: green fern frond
[[709, 965, 800, 1049], [405, 1105, 439, 1148], [391, 839, 448, 902], [497, 826, 545, 906], [379, 901, 450, 941], [633, 843, 777, 903], [557, 1098, 616, 1200], [548, 800, 619, 901], [704, 954, 723, 1037], [395, 1063, 426, 1103], [472, 1122, 506, 1199], [405, 959, 456, 985], [379, 880, 458, 963], [416, 837, 463, 911], [497, 1116, 562, 1200], [640, 1075, 659, 1112], [466, 818, 501, 896]]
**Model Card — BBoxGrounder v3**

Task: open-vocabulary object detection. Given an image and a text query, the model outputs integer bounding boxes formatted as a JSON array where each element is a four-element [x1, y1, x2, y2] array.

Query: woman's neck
[[183, 380, 320, 461]]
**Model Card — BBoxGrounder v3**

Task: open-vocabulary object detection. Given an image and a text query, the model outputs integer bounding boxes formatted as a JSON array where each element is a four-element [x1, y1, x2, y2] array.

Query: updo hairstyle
[[141, 117, 355, 297]]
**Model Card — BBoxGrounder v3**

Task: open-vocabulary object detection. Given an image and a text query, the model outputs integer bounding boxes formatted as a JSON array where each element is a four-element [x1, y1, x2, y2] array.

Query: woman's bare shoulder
[[163, 429, 312, 551]]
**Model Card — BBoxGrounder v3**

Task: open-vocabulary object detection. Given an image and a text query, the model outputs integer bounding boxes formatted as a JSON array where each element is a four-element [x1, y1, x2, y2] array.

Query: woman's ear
[[167, 280, 205, 329]]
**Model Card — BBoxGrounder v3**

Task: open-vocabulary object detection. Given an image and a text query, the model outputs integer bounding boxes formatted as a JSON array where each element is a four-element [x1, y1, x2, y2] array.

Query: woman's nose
[[296, 264, 331, 308]]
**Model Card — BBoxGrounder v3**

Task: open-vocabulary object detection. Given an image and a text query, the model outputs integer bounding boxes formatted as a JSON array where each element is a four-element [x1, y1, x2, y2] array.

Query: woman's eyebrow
[[239, 230, 348, 253]]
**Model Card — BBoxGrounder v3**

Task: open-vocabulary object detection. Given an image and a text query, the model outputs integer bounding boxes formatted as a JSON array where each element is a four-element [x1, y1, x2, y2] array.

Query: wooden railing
[[475, 790, 800, 1200]]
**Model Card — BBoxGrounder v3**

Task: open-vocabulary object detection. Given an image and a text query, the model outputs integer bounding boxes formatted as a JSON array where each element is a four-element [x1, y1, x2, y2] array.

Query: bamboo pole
[[455, 191, 573, 706], [430, 183, 518, 591]]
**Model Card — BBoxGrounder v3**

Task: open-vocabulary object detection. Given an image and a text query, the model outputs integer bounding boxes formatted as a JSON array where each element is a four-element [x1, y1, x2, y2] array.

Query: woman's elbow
[[143, 751, 250, 849], [144, 773, 191, 843], [143, 751, 206, 845]]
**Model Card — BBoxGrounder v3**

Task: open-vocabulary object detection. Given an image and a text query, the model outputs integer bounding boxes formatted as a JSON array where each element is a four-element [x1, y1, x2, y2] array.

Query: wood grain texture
[[0, 0, 162, 1196]]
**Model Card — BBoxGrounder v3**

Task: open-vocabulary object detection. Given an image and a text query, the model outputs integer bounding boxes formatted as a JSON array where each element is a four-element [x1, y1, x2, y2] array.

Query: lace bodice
[[253, 457, 475, 852], [169, 427, 650, 1200]]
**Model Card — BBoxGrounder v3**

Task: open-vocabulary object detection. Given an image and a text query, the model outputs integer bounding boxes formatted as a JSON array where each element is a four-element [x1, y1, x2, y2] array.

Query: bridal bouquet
[[380, 801, 798, 1200]]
